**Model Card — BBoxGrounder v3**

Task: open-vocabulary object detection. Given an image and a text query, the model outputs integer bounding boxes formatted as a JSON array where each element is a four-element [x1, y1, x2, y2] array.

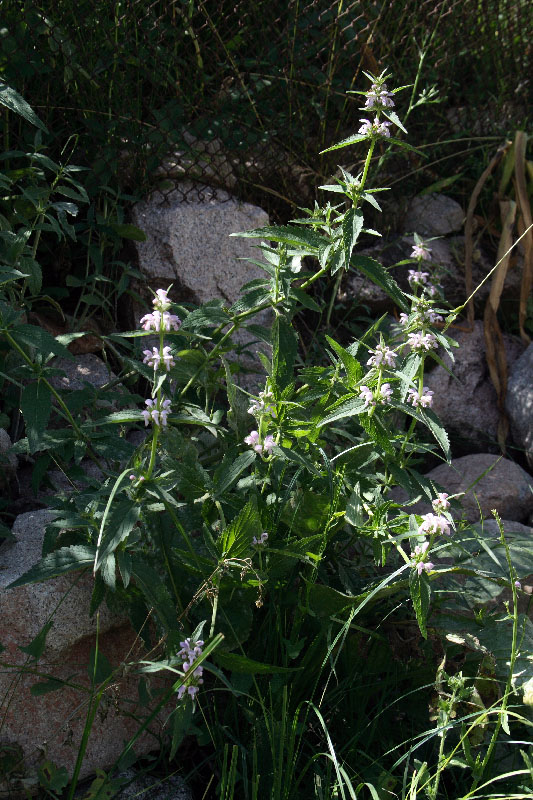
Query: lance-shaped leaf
[[0, 82, 48, 131], [20, 380, 52, 454], [342, 208, 364, 269], [231, 225, 324, 251], [94, 499, 140, 572], [7, 545, 97, 588]]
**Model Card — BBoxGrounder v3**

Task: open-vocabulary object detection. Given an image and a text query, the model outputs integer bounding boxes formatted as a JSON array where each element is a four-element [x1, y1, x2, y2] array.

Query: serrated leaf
[[20, 380, 52, 453], [342, 208, 364, 268], [320, 133, 367, 153], [410, 569, 431, 639], [12, 324, 73, 359], [95, 500, 140, 571], [7, 545, 97, 588], [213, 450, 256, 497], [325, 335, 362, 386], [319, 396, 366, 426], [131, 558, 177, 633], [108, 222, 146, 241], [19, 620, 53, 659], [350, 255, 408, 311], [219, 501, 260, 559], [383, 109, 408, 134], [0, 82, 47, 131], [272, 315, 298, 391], [231, 225, 324, 251]]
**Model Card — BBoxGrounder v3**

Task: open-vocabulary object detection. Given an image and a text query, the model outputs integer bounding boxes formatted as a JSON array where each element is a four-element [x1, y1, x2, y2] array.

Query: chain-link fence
[[1, 0, 531, 217]]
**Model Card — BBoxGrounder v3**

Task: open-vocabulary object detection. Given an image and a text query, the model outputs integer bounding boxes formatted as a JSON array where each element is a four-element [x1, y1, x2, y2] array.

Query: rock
[[398, 454, 533, 524], [109, 769, 192, 800], [404, 193, 464, 237], [343, 235, 506, 313], [132, 185, 269, 307], [0, 510, 163, 783], [49, 354, 117, 393], [506, 342, 533, 468], [425, 320, 525, 453], [0, 427, 17, 485]]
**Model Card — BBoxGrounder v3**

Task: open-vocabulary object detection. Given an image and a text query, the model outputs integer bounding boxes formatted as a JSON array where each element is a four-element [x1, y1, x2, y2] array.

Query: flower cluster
[[367, 343, 397, 368], [142, 345, 175, 371], [248, 389, 276, 418], [252, 531, 268, 546], [411, 541, 434, 575], [177, 637, 205, 701], [364, 83, 394, 110], [244, 430, 275, 455], [407, 331, 438, 352], [410, 242, 432, 261], [407, 386, 434, 409], [142, 397, 171, 427], [432, 492, 450, 513], [140, 310, 182, 332], [358, 118, 391, 138], [360, 383, 392, 407], [418, 513, 450, 538], [408, 270, 430, 287]]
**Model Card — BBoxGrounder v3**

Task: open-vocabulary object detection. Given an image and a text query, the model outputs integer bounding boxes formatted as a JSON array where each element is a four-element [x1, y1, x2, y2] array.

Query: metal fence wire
[[1, 0, 531, 216]]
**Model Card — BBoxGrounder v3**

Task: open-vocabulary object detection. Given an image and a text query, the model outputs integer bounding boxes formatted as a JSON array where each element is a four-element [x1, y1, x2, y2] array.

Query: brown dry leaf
[[464, 142, 510, 328], [514, 131, 533, 344]]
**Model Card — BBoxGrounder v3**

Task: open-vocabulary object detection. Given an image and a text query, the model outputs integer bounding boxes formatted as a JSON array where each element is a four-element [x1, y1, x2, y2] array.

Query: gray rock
[[506, 342, 533, 468], [404, 193, 464, 237], [401, 454, 533, 524], [0, 427, 17, 484], [113, 769, 192, 800], [49, 353, 117, 392], [425, 320, 525, 453], [0, 510, 164, 782], [132, 185, 269, 307]]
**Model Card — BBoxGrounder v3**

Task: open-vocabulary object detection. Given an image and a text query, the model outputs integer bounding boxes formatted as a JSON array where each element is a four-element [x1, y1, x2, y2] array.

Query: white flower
[[367, 343, 397, 368], [359, 385, 375, 408], [139, 310, 181, 332], [358, 117, 391, 138], [411, 541, 434, 574], [153, 288, 172, 311], [365, 83, 395, 109], [408, 269, 429, 286], [291, 256, 302, 273], [379, 383, 393, 403], [263, 434, 275, 454], [407, 331, 438, 352], [418, 513, 450, 537], [432, 492, 450, 513], [252, 532, 269, 546], [410, 243, 432, 261], [142, 397, 171, 427], [407, 386, 433, 408], [399, 312, 409, 326]]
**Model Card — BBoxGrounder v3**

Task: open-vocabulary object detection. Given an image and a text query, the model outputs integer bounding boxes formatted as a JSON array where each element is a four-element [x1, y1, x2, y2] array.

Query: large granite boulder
[[132, 185, 268, 307], [425, 320, 524, 453], [395, 454, 533, 524], [0, 510, 163, 786], [506, 342, 533, 468], [404, 193, 464, 236], [0, 427, 17, 487]]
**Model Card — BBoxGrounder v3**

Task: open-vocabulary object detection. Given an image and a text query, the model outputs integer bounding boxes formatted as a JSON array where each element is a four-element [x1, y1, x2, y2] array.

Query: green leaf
[[95, 500, 140, 570], [19, 621, 53, 660], [20, 380, 52, 454], [213, 652, 299, 674], [219, 501, 260, 559], [12, 324, 73, 359], [88, 646, 113, 685], [107, 222, 147, 241], [320, 133, 367, 154], [350, 255, 408, 311], [38, 760, 69, 794], [30, 677, 67, 696], [382, 109, 407, 134], [272, 316, 298, 391], [169, 702, 193, 760], [290, 286, 322, 313], [0, 82, 47, 131], [325, 336, 362, 386], [131, 559, 177, 634], [410, 569, 431, 639], [231, 225, 324, 251], [213, 450, 256, 498], [419, 408, 451, 461], [342, 208, 364, 268], [319, 396, 366, 427], [7, 545, 97, 589]]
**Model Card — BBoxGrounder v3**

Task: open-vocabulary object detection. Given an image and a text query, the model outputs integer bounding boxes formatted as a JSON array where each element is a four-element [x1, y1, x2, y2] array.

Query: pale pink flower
[[244, 430, 263, 453], [418, 513, 450, 537], [416, 560, 434, 575], [142, 397, 171, 427], [407, 331, 437, 352], [365, 83, 394, 109], [139, 310, 181, 332], [153, 288, 171, 310], [407, 386, 433, 408], [432, 492, 450, 513], [411, 243, 432, 261], [358, 118, 391, 138], [379, 383, 393, 403], [408, 269, 429, 286], [399, 312, 409, 326], [252, 532, 269, 546], [263, 434, 275, 454], [359, 385, 375, 408], [367, 343, 397, 368]]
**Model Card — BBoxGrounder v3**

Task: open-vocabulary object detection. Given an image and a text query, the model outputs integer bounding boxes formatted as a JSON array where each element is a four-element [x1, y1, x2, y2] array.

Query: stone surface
[[343, 235, 510, 313], [0, 510, 163, 783], [49, 354, 117, 393], [0, 427, 17, 484], [506, 342, 533, 468], [132, 185, 269, 307], [404, 193, 464, 237], [396, 454, 533, 524], [112, 769, 192, 800], [425, 320, 525, 453]]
